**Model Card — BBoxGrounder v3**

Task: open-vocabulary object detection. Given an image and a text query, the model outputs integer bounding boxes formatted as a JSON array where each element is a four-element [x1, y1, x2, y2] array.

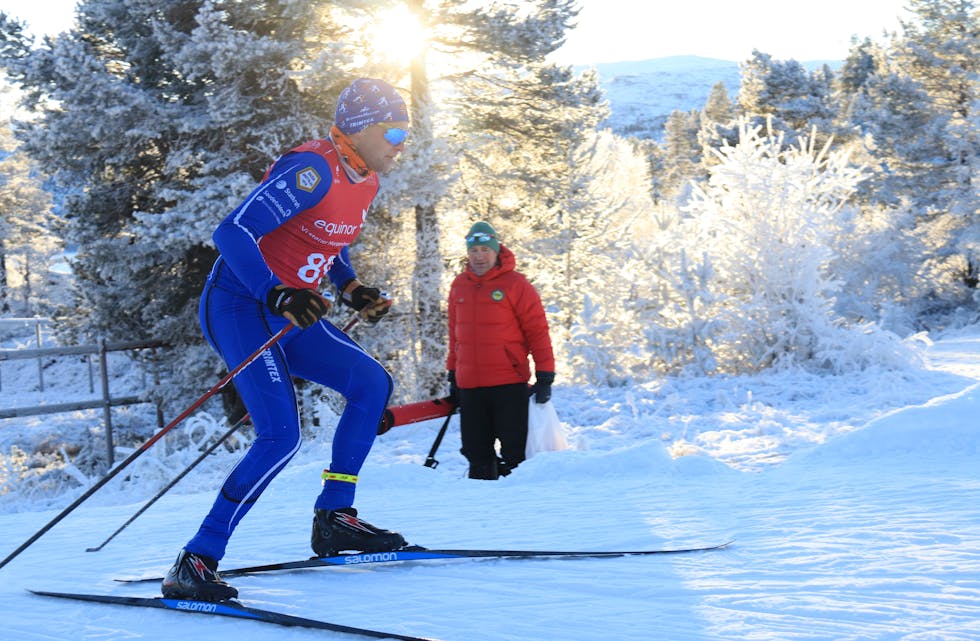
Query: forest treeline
[[0, 0, 976, 423]]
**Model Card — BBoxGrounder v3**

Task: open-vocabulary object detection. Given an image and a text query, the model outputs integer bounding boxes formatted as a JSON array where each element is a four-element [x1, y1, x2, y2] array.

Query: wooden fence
[[0, 326, 164, 465]]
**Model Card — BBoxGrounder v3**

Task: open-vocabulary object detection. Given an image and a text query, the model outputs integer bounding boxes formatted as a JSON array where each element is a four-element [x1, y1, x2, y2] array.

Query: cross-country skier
[[163, 78, 410, 602]]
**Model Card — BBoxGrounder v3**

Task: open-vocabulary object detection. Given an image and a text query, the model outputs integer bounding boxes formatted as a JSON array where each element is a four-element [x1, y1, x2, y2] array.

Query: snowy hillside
[[594, 55, 841, 140], [1, 320, 979, 640]]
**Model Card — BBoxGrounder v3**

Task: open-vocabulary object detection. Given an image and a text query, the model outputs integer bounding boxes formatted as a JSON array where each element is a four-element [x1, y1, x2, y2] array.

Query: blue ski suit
[[185, 139, 393, 561]]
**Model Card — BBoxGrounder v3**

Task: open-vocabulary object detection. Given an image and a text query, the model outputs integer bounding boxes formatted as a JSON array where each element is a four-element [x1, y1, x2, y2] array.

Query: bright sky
[[553, 0, 912, 64], [0, 0, 911, 64]]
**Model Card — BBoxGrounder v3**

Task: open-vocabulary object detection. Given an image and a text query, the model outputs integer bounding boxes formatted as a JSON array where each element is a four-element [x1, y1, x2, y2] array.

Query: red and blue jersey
[[211, 139, 379, 301]]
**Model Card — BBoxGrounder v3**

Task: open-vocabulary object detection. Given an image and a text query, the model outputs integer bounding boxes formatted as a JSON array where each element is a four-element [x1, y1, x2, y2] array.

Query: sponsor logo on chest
[[297, 213, 364, 246]]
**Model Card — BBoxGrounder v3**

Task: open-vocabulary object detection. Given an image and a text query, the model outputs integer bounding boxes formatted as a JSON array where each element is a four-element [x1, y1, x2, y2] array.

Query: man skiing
[[163, 78, 410, 602]]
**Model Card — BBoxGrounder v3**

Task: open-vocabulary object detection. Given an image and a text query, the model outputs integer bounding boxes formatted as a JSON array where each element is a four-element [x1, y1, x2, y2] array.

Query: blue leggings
[[185, 263, 393, 560]]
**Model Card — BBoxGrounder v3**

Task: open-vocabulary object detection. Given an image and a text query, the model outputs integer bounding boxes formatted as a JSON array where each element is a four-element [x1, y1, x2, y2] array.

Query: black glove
[[532, 371, 554, 404], [447, 370, 459, 405], [342, 282, 391, 324], [267, 285, 330, 329]]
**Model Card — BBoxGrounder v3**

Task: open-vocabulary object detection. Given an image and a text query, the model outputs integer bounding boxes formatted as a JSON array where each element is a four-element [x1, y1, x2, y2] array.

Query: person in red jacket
[[446, 221, 555, 480]]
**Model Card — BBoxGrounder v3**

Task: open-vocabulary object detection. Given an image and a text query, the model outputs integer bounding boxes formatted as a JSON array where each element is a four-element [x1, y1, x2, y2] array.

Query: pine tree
[[1, 0, 350, 413], [634, 137, 667, 203], [363, 0, 593, 395], [661, 108, 702, 200], [453, 61, 612, 355], [838, 0, 980, 312], [838, 38, 880, 97], [896, 0, 980, 292], [738, 50, 837, 147], [699, 81, 740, 174], [703, 81, 734, 125], [0, 120, 60, 316]]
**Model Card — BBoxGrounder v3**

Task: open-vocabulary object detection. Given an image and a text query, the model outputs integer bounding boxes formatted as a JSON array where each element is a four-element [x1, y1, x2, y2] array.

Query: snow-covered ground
[[1, 323, 979, 640]]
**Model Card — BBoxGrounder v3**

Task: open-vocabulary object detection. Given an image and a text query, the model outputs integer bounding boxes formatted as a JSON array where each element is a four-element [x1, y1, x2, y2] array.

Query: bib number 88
[[297, 253, 330, 284]]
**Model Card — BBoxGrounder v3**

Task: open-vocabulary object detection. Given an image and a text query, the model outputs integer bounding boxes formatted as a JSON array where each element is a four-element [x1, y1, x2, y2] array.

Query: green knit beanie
[[465, 221, 500, 253]]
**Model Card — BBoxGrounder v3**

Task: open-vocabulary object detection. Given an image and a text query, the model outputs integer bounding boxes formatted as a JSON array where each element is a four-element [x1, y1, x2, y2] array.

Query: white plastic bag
[[525, 399, 568, 459]]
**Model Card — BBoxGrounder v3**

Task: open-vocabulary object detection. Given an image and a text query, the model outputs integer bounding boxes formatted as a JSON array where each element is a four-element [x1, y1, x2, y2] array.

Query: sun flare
[[372, 6, 427, 62]]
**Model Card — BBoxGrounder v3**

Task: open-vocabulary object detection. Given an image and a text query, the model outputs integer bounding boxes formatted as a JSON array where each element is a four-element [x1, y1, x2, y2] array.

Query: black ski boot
[[161, 549, 238, 602], [311, 507, 406, 557]]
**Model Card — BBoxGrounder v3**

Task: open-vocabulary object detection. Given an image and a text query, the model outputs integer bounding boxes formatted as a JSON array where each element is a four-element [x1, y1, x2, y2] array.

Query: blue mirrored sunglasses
[[377, 122, 408, 146], [466, 232, 496, 244]]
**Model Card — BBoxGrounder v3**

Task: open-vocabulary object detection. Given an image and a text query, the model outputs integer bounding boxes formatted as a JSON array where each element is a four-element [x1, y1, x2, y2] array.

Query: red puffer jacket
[[446, 245, 555, 389]]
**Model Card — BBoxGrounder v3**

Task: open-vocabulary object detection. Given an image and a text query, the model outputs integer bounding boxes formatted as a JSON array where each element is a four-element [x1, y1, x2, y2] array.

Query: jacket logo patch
[[296, 167, 321, 192], [491, 289, 504, 301]]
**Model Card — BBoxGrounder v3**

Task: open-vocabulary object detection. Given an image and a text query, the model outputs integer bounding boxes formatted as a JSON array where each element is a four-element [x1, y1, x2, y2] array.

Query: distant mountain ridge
[[585, 55, 841, 141]]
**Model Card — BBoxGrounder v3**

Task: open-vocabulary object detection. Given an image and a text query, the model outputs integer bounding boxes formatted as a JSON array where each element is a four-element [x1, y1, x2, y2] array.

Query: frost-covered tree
[[0, 119, 60, 315], [839, 48, 940, 208], [629, 192, 730, 377], [838, 38, 881, 97], [699, 81, 740, 174], [452, 61, 616, 377], [636, 243, 721, 376], [635, 137, 668, 204], [676, 121, 911, 374], [895, 0, 980, 294], [308, 0, 586, 399], [559, 129, 656, 384], [703, 81, 734, 125], [827, 200, 922, 333], [661, 108, 702, 200], [738, 50, 837, 145], [1, 1, 352, 414], [837, 0, 980, 315]]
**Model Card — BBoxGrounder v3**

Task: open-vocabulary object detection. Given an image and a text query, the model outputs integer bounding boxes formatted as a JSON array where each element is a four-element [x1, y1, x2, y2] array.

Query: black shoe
[[311, 507, 406, 557], [161, 549, 238, 602], [468, 459, 499, 480]]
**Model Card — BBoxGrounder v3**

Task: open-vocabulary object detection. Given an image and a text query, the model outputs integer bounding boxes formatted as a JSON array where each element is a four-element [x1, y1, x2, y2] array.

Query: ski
[[118, 540, 733, 583], [29, 589, 438, 641]]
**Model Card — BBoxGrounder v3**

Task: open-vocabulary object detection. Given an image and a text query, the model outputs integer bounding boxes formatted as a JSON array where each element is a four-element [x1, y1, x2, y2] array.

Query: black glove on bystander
[[532, 371, 555, 404], [267, 285, 330, 329]]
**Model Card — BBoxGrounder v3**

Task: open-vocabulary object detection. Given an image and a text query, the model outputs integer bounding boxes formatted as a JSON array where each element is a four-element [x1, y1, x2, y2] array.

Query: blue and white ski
[[29, 589, 438, 640], [118, 540, 734, 582]]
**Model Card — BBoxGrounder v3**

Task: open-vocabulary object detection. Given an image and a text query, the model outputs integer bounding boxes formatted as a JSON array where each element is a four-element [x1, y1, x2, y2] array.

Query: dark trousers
[[458, 383, 528, 479], [189, 262, 393, 560]]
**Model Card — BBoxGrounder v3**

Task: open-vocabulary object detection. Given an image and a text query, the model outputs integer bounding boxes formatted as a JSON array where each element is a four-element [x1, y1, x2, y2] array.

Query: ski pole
[[423, 407, 456, 469], [341, 313, 360, 332], [84, 414, 250, 552], [0, 324, 293, 572]]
